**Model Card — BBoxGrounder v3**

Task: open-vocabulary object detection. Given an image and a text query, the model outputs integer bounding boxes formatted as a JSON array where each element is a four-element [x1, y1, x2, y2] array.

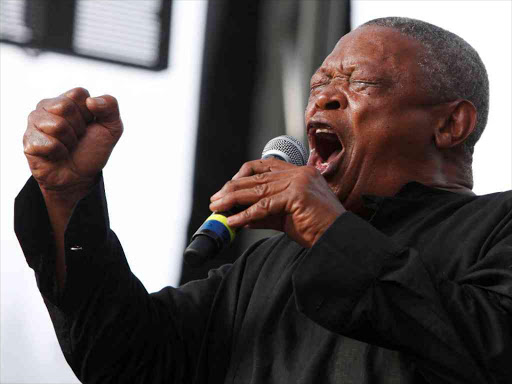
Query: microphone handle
[[183, 154, 286, 267], [183, 206, 244, 266]]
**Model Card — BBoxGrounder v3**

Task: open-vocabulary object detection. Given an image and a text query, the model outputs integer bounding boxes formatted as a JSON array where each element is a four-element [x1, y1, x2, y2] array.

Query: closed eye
[[351, 80, 379, 85], [310, 81, 329, 91]]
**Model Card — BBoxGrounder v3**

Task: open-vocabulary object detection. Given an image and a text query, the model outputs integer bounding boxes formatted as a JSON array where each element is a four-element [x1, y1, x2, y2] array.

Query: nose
[[315, 91, 347, 110]]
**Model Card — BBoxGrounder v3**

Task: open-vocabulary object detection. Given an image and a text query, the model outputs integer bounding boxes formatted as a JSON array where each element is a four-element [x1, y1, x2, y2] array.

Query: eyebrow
[[316, 61, 367, 78]]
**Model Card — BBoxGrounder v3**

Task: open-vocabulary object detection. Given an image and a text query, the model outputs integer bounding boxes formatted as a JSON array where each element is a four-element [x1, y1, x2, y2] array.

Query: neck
[[425, 150, 474, 195], [344, 153, 475, 218]]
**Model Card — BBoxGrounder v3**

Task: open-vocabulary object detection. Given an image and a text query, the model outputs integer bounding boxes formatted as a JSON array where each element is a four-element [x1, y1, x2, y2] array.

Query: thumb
[[86, 95, 123, 131]]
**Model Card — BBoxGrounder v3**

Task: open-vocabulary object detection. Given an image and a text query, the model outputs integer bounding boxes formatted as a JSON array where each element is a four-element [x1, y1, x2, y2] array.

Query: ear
[[434, 100, 477, 149]]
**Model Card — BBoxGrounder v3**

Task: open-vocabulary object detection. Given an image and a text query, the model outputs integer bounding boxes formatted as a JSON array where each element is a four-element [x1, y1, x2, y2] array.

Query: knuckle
[[22, 131, 30, 149], [36, 98, 50, 110], [27, 110, 39, 125], [240, 162, 251, 174], [66, 87, 90, 100], [254, 172, 267, 181], [253, 183, 267, 196], [52, 117, 69, 136], [29, 110, 68, 136], [257, 197, 271, 211], [223, 193, 235, 206], [223, 179, 236, 192], [47, 98, 75, 116], [243, 208, 252, 219], [23, 137, 39, 154], [108, 95, 119, 106]]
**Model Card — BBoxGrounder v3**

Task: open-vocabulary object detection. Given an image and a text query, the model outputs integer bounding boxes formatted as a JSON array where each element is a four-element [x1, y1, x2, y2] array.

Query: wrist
[[39, 176, 98, 207], [310, 207, 346, 247], [40, 185, 92, 207], [39, 175, 100, 232]]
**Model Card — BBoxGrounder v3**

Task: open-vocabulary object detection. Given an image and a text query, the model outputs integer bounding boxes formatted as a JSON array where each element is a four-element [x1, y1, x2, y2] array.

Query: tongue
[[312, 132, 343, 174], [316, 161, 330, 173], [327, 148, 341, 162], [315, 148, 341, 173]]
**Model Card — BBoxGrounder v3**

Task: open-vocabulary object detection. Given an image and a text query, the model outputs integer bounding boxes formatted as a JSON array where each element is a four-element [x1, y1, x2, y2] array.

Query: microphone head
[[261, 135, 309, 166]]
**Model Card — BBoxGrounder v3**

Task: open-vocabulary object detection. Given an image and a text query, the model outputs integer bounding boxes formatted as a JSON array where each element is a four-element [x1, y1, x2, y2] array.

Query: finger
[[210, 179, 290, 213], [28, 109, 78, 151], [86, 95, 122, 128], [23, 126, 68, 160], [37, 94, 88, 138], [232, 158, 297, 180], [211, 169, 290, 201], [226, 190, 290, 228], [61, 87, 94, 123]]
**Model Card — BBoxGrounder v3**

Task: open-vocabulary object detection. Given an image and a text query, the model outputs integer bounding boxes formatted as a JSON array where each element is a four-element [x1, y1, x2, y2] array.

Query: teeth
[[316, 128, 334, 134]]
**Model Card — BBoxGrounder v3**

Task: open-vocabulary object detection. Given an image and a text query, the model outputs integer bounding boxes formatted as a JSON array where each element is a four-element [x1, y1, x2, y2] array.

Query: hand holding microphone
[[184, 135, 346, 266]]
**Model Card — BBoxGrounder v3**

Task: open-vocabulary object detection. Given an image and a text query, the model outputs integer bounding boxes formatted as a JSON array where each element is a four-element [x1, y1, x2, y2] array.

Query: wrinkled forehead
[[318, 25, 425, 80]]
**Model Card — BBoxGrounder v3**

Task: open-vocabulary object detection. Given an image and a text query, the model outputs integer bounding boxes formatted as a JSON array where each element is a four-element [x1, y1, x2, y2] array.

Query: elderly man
[[16, 17, 509, 383]]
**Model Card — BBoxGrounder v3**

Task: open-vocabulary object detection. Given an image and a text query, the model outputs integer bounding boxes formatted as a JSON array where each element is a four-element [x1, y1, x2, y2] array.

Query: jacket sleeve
[[292, 211, 512, 384], [14, 175, 229, 383]]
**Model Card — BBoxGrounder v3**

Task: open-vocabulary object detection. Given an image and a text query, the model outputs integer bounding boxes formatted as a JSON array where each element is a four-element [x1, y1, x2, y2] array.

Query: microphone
[[184, 135, 309, 266]]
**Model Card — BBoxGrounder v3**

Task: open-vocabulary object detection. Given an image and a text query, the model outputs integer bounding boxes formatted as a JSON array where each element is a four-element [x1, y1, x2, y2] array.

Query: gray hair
[[361, 17, 489, 157]]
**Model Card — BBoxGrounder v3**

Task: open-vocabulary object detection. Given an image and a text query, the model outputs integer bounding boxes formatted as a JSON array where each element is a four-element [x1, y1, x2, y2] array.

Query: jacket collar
[[361, 181, 472, 223]]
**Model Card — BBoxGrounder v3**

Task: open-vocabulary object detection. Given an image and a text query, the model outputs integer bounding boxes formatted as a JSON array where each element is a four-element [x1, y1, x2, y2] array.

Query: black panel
[[0, 0, 171, 71], [180, 0, 263, 284]]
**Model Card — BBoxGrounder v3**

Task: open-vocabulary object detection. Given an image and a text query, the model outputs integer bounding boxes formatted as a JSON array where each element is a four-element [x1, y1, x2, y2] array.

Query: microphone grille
[[261, 135, 309, 166]]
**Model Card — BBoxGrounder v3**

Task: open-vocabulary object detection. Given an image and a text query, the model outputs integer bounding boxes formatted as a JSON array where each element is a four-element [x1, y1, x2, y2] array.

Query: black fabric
[[182, 0, 263, 285], [15, 177, 512, 383]]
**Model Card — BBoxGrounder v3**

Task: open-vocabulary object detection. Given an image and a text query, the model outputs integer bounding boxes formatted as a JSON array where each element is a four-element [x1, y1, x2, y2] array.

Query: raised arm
[[22, 87, 123, 290], [15, 88, 232, 382]]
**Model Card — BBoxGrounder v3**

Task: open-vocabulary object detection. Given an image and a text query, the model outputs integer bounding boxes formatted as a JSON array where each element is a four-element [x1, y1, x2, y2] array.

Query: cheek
[[348, 104, 387, 148], [305, 101, 315, 120], [354, 107, 433, 159]]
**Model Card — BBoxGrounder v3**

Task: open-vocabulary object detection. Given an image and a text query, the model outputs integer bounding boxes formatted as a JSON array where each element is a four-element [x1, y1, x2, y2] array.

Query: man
[[15, 17, 510, 383]]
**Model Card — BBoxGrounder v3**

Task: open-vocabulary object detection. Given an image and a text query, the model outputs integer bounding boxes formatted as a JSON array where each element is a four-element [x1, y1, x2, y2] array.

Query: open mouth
[[307, 124, 345, 176]]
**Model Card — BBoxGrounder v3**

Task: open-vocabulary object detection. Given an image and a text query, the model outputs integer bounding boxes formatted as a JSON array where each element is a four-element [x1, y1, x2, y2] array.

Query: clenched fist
[[24, 87, 123, 195]]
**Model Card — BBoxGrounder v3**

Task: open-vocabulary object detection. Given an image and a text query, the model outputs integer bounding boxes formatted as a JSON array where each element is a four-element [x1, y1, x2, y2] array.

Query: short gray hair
[[361, 17, 489, 157]]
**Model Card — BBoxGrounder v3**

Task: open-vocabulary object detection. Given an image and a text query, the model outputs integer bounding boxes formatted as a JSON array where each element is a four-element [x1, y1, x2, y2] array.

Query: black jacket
[[15, 176, 512, 383]]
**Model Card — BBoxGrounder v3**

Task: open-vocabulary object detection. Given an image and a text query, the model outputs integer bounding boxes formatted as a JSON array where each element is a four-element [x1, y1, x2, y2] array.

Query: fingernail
[[93, 97, 106, 105]]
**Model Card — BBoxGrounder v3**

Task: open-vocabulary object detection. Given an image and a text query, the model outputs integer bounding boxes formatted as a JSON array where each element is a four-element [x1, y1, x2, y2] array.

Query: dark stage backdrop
[[181, 0, 350, 285]]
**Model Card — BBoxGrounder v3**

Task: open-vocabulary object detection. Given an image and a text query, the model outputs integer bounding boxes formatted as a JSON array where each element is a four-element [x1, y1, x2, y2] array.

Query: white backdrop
[[1, 1, 511, 383], [352, 0, 512, 195], [0, 1, 208, 382]]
